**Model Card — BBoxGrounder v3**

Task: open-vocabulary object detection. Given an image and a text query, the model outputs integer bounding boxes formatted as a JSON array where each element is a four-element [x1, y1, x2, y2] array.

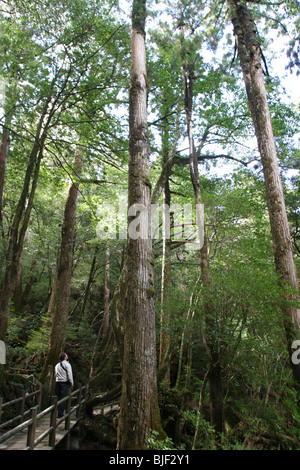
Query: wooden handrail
[[0, 384, 42, 430], [0, 385, 88, 450], [0, 387, 42, 411], [97, 400, 120, 415]]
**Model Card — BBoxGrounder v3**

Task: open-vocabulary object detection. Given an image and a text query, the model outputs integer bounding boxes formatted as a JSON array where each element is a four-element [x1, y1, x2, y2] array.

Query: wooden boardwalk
[[0, 385, 87, 450], [0, 416, 77, 450]]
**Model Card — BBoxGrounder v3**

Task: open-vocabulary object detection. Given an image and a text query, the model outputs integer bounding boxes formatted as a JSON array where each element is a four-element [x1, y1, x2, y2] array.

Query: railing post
[[27, 406, 38, 450], [20, 390, 26, 423], [64, 388, 72, 450], [0, 397, 3, 424], [76, 386, 82, 419], [84, 385, 89, 405], [65, 388, 71, 430], [49, 395, 58, 448], [37, 384, 42, 412]]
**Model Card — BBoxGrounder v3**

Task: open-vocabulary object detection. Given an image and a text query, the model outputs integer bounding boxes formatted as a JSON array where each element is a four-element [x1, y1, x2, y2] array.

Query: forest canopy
[[0, 0, 299, 451]]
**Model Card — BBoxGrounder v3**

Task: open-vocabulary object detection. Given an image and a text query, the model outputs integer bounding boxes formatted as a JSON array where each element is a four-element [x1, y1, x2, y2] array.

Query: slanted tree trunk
[[0, 112, 12, 230], [0, 81, 17, 233], [117, 0, 162, 450], [40, 147, 82, 382], [0, 95, 51, 343], [228, 0, 300, 384]]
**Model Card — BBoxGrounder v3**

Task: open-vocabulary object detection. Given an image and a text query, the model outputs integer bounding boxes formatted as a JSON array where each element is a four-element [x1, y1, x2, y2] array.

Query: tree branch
[[173, 153, 250, 167]]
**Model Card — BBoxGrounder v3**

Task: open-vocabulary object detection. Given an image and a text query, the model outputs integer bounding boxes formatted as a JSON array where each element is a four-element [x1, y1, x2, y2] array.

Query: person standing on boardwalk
[[54, 352, 74, 418]]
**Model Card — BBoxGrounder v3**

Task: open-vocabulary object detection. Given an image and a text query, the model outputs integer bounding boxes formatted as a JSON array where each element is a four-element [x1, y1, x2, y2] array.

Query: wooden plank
[[0, 416, 78, 450], [0, 385, 87, 450]]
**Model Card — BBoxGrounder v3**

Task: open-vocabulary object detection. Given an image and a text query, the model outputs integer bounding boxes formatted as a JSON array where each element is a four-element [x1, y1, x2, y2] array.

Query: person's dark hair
[[59, 352, 66, 361]]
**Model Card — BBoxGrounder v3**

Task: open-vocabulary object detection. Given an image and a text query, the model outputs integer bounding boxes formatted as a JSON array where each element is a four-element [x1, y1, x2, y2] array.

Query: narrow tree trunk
[[159, 184, 172, 384], [192, 367, 209, 449], [0, 112, 12, 230], [176, 275, 200, 388], [117, 0, 162, 449], [159, 114, 172, 385], [180, 34, 223, 431], [78, 247, 98, 323], [40, 147, 82, 381], [228, 0, 300, 384], [110, 265, 126, 362], [0, 96, 51, 342], [20, 258, 38, 312], [102, 242, 110, 340]]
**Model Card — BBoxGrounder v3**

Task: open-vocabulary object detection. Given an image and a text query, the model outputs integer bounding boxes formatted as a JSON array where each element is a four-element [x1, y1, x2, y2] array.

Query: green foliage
[[0, 0, 299, 451], [146, 430, 177, 450], [26, 316, 51, 356], [183, 412, 218, 450]]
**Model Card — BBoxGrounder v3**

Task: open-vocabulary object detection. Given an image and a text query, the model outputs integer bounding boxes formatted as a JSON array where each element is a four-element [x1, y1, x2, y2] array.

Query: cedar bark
[[228, 0, 300, 383], [40, 147, 82, 382], [117, 0, 162, 449]]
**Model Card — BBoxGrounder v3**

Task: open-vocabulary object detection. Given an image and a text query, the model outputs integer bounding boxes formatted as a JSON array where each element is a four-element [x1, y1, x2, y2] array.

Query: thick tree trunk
[[19, 258, 38, 313], [40, 147, 82, 382], [13, 257, 23, 315], [117, 0, 162, 450], [208, 357, 223, 434], [228, 0, 300, 384]]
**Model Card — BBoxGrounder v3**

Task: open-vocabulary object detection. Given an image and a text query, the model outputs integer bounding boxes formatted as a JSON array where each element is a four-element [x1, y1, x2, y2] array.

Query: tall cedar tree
[[117, 0, 163, 449], [228, 0, 300, 384]]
